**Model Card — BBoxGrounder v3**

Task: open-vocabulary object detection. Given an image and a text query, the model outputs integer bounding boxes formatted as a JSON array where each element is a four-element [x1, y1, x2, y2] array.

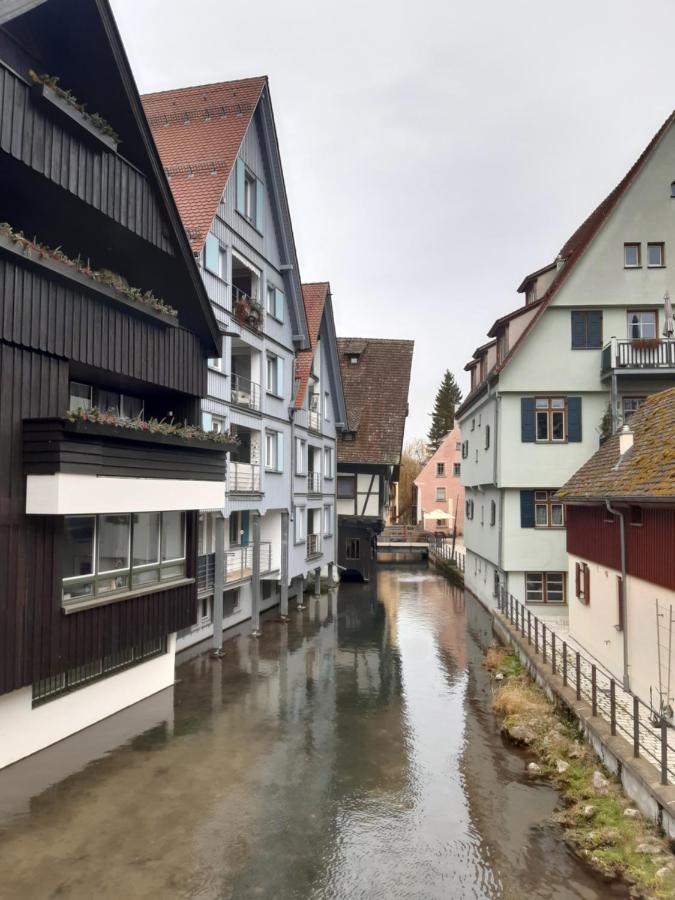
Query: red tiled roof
[[141, 77, 267, 253], [294, 282, 329, 409], [337, 338, 414, 467]]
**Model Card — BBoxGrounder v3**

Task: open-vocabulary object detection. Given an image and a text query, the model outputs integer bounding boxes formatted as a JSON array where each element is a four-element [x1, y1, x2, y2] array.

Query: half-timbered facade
[[0, 0, 227, 768], [337, 338, 414, 581]]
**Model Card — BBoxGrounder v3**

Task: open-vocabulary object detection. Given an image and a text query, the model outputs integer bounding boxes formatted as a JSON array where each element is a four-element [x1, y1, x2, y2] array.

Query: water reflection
[[0, 568, 626, 899]]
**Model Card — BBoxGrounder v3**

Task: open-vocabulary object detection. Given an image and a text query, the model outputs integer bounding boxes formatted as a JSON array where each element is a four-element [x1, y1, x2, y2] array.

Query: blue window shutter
[[241, 510, 250, 545], [520, 491, 535, 528], [588, 311, 603, 349], [521, 398, 536, 442], [571, 311, 586, 349], [276, 357, 284, 395], [568, 397, 582, 442], [256, 179, 264, 232], [275, 288, 284, 322], [235, 158, 246, 214]]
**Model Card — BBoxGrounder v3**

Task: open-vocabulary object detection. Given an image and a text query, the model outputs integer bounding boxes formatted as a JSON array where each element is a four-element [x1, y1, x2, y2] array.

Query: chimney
[[618, 424, 633, 457]]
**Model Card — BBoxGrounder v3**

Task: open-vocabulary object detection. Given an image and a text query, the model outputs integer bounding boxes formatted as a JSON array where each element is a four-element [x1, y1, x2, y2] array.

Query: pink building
[[414, 427, 465, 534]]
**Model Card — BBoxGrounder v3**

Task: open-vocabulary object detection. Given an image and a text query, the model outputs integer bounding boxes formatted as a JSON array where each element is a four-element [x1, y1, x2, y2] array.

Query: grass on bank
[[486, 646, 675, 899]]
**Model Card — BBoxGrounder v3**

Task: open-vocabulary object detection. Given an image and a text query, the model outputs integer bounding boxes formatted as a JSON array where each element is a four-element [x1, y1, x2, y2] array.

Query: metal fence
[[497, 589, 675, 786], [429, 538, 465, 573]]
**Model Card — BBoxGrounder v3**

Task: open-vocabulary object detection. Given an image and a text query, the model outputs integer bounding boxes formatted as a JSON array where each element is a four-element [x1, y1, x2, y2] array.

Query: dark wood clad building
[[336, 338, 413, 581], [0, 0, 228, 768]]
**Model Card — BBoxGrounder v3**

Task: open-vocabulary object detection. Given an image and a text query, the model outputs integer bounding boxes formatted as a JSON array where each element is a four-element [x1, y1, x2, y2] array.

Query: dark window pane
[[97, 514, 130, 573], [552, 411, 565, 440], [63, 516, 95, 578], [132, 513, 160, 566], [536, 411, 548, 440]]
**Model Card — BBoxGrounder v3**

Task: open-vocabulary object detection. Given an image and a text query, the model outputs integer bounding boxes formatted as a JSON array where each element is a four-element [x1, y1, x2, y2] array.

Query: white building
[[143, 79, 346, 649], [458, 111, 675, 611]]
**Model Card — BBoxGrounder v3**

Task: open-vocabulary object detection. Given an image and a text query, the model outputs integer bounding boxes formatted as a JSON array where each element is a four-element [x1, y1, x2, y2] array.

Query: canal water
[[0, 566, 627, 899]]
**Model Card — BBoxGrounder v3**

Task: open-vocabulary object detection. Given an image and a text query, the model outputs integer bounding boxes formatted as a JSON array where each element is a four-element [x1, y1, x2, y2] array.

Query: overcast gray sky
[[112, 0, 675, 442]]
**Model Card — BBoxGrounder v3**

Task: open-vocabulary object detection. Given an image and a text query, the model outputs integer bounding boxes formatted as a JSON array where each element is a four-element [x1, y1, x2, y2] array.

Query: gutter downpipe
[[605, 498, 629, 691], [494, 387, 505, 600]]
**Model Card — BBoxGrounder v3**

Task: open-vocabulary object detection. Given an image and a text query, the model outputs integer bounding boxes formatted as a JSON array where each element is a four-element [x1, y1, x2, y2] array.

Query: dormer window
[[526, 285, 536, 305]]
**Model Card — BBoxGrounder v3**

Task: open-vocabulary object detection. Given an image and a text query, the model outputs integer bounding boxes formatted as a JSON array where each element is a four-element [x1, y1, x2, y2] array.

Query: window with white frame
[[61, 512, 186, 606], [266, 354, 283, 396], [265, 430, 283, 472], [627, 310, 657, 339], [436, 487, 446, 501], [622, 396, 646, 421], [294, 507, 306, 543], [323, 504, 332, 535], [208, 355, 222, 371], [235, 158, 264, 230], [526, 572, 566, 604], [535, 397, 566, 442], [647, 242, 665, 268], [324, 446, 333, 478], [295, 437, 305, 475], [266, 284, 285, 321], [624, 243, 641, 268]]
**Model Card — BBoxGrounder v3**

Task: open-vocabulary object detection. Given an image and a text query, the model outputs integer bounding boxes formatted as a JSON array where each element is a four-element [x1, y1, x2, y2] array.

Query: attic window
[[343, 431, 356, 442], [349, 355, 359, 365]]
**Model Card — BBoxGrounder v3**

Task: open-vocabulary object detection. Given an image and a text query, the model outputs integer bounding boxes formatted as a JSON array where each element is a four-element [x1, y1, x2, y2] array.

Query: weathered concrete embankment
[[428, 551, 464, 588], [484, 600, 675, 840]]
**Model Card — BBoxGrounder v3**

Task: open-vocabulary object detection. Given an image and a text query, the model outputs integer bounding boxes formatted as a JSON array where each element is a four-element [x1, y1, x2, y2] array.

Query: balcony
[[196, 543, 273, 594], [601, 338, 675, 377], [23, 417, 230, 515], [228, 462, 261, 494], [306, 533, 322, 560], [308, 471, 322, 495], [231, 373, 261, 411], [232, 286, 264, 334]]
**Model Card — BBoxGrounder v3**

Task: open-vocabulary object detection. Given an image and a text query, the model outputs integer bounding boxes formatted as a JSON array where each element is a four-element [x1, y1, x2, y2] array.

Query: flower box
[[31, 82, 119, 154]]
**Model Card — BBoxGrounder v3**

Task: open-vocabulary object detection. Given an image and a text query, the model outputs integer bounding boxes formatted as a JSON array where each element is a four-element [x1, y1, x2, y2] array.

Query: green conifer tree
[[427, 370, 463, 450]]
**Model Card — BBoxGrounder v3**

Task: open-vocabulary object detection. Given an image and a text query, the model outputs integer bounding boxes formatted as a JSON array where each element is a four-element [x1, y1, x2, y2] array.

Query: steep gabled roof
[[337, 338, 414, 467], [141, 78, 266, 253], [516, 262, 556, 294], [294, 283, 328, 409], [558, 389, 675, 502], [458, 110, 675, 420]]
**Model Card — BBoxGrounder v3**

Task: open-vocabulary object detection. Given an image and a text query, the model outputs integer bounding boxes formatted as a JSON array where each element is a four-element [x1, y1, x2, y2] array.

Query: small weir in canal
[[0, 565, 628, 899]]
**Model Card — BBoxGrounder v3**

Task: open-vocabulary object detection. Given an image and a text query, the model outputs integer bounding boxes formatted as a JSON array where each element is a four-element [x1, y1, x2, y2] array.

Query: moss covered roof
[[557, 388, 675, 502]]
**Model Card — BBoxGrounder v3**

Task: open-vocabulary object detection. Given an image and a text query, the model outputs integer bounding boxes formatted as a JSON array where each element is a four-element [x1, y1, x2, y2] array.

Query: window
[[346, 538, 360, 560], [323, 505, 333, 536], [627, 310, 657, 339], [535, 397, 566, 442], [453, 463, 461, 476], [526, 572, 565, 604], [62, 513, 185, 606], [295, 437, 305, 475], [630, 505, 643, 526], [436, 463, 445, 477], [455, 441, 461, 451], [622, 396, 645, 421], [266, 354, 283, 396], [461, 441, 468, 459], [534, 490, 565, 527], [624, 243, 641, 268], [265, 430, 283, 472], [471, 418, 475, 431], [235, 158, 264, 230], [266, 285, 285, 322], [208, 356, 222, 371], [337, 475, 356, 499], [485, 425, 490, 450], [324, 447, 333, 478], [202, 412, 226, 433], [436, 487, 446, 501], [349, 355, 359, 365], [324, 392, 330, 421], [68, 381, 93, 413], [204, 233, 225, 277], [294, 507, 305, 543], [571, 310, 603, 349], [465, 498, 474, 520], [647, 242, 665, 268], [575, 562, 590, 605], [490, 500, 496, 526]]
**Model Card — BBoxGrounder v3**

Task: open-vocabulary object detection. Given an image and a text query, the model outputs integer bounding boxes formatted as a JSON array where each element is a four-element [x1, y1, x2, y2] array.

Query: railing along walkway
[[428, 537, 465, 573], [498, 590, 675, 785]]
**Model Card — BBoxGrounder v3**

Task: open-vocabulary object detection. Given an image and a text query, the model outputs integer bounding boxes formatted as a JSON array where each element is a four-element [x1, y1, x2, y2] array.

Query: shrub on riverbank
[[486, 645, 675, 899]]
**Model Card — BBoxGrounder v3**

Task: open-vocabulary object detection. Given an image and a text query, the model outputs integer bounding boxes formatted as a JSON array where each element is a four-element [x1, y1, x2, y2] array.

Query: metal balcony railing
[[308, 408, 321, 432], [232, 286, 264, 333], [601, 338, 675, 374], [197, 552, 215, 596], [306, 533, 322, 559], [308, 471, 322, 494], [228, 462, 261, 493], [231, 373, 260, 411]]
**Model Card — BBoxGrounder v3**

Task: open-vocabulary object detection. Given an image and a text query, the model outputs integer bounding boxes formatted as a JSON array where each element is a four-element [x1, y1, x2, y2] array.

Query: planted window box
[[233, 293, 264, 333], [630, 338, 662, 351], [29, 70, 120, 153]]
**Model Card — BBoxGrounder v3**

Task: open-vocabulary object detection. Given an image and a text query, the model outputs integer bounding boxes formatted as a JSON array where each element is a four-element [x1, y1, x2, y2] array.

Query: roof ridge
[[142, 76, 267, 101]]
